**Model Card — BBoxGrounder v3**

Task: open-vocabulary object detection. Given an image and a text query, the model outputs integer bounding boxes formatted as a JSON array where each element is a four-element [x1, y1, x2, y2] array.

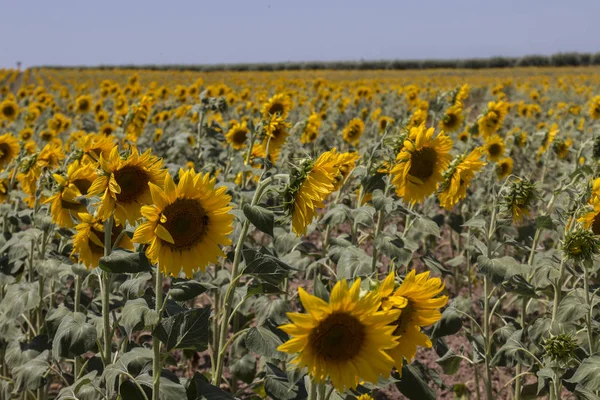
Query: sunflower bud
[[563, 228, 600, 263], [593, 136, 600, 160], [543, 333, 578, 364], [501, 178, 537, 222]]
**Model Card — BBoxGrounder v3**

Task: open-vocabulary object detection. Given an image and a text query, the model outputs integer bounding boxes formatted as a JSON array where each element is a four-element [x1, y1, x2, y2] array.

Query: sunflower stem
[[483, 197, 497, 400], [371, 175, 392, 275], [73, 274, 82, 379], [101, 216, 113, 366], [152, 267, 163, 400], [583, 263, 594, 355], [212, 175, 274, 387]]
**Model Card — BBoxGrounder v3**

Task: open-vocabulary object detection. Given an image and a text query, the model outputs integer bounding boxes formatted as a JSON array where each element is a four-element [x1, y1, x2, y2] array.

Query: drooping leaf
[[170, 280, 215, 301], [99, 250, 152, 273], [153, 308, 210, 352], [120, 298, 159, 337], [12, 350, 50, 392], [431, 307, 463, 339], [245, 326, 285, 360], [243, 203, 275, 237], [566, 355, 600, 391], [52, 312, 97, 359], [186, 372, 235, 400]]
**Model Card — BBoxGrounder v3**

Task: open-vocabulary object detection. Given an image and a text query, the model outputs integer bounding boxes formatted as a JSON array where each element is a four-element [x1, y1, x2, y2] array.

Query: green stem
[[152, 268, 163, 400], [101, 217, 113, 366], [371, 175, 392, 275], [483, 199, 497, 400], [73, 274, 82, 378], [212, 175, 274, 386], [583, 265, 594, 355]]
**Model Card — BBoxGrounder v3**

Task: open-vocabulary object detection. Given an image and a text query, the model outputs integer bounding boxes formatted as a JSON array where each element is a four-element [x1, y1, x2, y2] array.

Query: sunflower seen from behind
[[390, 124, 453, 204], [132, 169, 234, 277], [438, 147, 486, 210], [88, 146, 166, 225], [278, 279, 400, 391]]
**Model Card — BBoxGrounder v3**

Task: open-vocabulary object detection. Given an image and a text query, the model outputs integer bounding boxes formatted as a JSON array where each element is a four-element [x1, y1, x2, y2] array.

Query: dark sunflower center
[[268, 102, 285, 115], [232, 128, 247, 144], [89, 224, 123, 253], [78, 100, 89, 112], [0, 143, 12, 161], [3, 105, 15, 118], [488, 143, 502, 157], [73, 179, 92, 195], [500, 162, 509, 175], [592, 213, 600, 236], [409, 147, 437, 182], [161, 198, 208, 249], [393, 301, 415, 336], [113, 166, 149, 203], [102, 127, 113, 136], [308, 312, 366, 362], [444, 113, 457, 126], [380, 119, 388, 130]]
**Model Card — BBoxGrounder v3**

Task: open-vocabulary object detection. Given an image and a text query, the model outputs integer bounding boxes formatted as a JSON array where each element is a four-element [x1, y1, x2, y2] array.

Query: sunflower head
[[342, 118, 365, 146], [225, 122, 249, 150], [0, 133, 21, 168], [543, 333, 578, 364], [75, 95, 92, 113], [484, 135, 505, 162], [501, 178, 537, 222], [261, 93, 292, 119], [278, 279, 400, 391], [390, 124, 453, 204], [133, 169, 233, 277], [0, 100, 19, 121], [439, 105, 464, 133], [496, 157, 514, 180], [87, 147, 166, 225], [563, 228, 600, 263]]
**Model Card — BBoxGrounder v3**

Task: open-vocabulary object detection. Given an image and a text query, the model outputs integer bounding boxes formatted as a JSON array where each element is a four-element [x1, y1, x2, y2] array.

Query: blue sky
[[1, 0, 598, 68]]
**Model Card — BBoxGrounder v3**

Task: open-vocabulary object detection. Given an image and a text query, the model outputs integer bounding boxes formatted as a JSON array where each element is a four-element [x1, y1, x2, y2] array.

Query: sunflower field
[[0, 66, 600, 400]]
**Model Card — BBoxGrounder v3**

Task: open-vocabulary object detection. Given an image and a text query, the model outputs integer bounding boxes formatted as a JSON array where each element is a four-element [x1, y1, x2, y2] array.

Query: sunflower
[[377, 270, 447, 368], [553, 138, 572, 159], [439, 104, 464, 133], [579, 198, 600, 235], [438, 148, 486, 210], [484, 134, 505, 162], [261, 93, 292, 119], [0, 133, 20, 168], [99, 123, 116, 137], [589, 96, 600, 120], [477, 101, 508, 138], [46, 161, 98, 228], [0, 173, 9, 203], [77, 133, 116, 163], [343, 118, 365, 146], [457, 130, 469, 143], [390, 124, 453, 204], [126, 96, 153, 139], [496, 157, 514, 180], [72, 212, 134, 269], [301, 113, 321, 144], [225, 121, 249, 150], [285, 149, 351, 236], [75, 95, 92, 113], [19, 128, 33, 141], [133, 169, 233, 277], [332, 151, 360, 191], [253, 115, 290, 164], [37, 142, 65, 169], [87, 147, 166, 225], [378, 116, 394, 133], [0, 100, 19, 121], [536, 124, 558, 160], [278, 279, 400, 391]]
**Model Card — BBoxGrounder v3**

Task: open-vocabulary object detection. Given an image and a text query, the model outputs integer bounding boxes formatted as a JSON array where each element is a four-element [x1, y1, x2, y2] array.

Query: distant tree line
[[36, 52, 600, 72]]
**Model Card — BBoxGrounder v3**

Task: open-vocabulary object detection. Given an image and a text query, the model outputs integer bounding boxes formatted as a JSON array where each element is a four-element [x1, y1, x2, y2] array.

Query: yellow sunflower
[[0, 100, 19, 121], [301, 113, 321, 144], [378, 116, 394, 133], [286, 149, 352, 236], [87, 147, 166, 225], [261, 93, 292, 119], [72, 212, 134, 269], [496, 157, 514, 180], [77, 133, 116, 163], [0, 133, 20, 168], [438, 147, 486, 210], [579, 198, 600, 235], [132, 169, 234, 277], [536, 124, 558, 160], [19, 128, 33, 141], [278, 279, 400, 391], [378, 270, 447, 368], [390, 124, 453, 204], [253, 115, 290, 164], [343, 118, 365, 146], [75, 95, 92, 114], [484, 134, 505, 162], [46, 161, 98, 228], [225, 121, 249, 150], [439, 104, 464, 133], [589, 96, 600, 120]]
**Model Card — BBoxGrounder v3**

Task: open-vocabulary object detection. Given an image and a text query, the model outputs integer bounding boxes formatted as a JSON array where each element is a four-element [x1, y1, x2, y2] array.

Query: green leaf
[[135, 373, 186, 400], [264, 362, 304, 400], [153, 308, 210, 352], [414, 216, 441, 238], [56, 371, 101, 400], [375, 234, 405, 260], [170, 280, 215, 302], [243, 203, 275, 236], [566, 355, 600, 391], [186, 372, 235, 400], [99, 250, 152, 273], [12, 350, 50, 392], [322, 205, 350, 225], [45, 305, 71, 339], [396, 361, 436, 400], [431, 307, 463, 339], [245, 326, 285, 360], [337, 247, 372, 279], [502, 274, 538, 298], [102, 348, 153, 399], [436, 349, 462, 375], [119, 273, 152, 299], [350, 205, 375, 227], [557, 291, 588, 323], [0, 281, 40, 319], [121, 298, 159, 337], [52, 312, 97, 359], [229, 353, 257, 384], [535, 215, 555, 230], [242, 248, 291, 285], [313, 278, 329, 302], [462, 217, 486, 230]]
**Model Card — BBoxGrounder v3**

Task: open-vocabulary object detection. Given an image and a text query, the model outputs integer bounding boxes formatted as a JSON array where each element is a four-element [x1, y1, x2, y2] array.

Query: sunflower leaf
[[186, 372, 235, 400], [99, 250, 152, 274], [431, 307, 463, 339], [566, 355, 600, 391], [169, 280, 215, 301], [245, 325, 286, 360], [52, 312, 97, 359], [243, 203, 275, 237], [153, 307, 210, 352]]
